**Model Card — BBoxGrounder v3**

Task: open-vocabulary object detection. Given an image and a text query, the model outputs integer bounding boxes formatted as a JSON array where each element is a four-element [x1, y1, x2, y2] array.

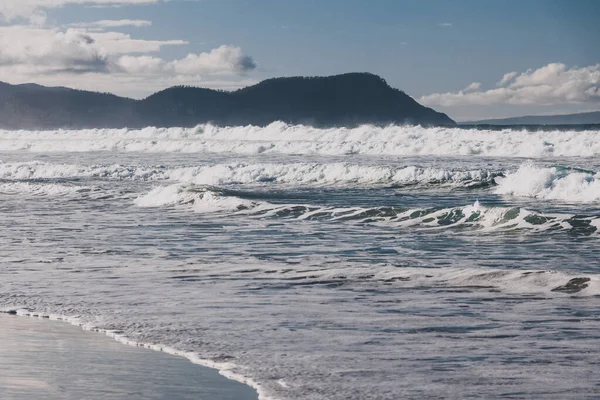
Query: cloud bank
[[0, 23, 257, 97], [420, 63, 600, 107], [0, 0, 257, 96], [117, 46, 257, 75], [0, 26, 255, 76], [71, 19, 153, 28], [0, 26, 109, 74]]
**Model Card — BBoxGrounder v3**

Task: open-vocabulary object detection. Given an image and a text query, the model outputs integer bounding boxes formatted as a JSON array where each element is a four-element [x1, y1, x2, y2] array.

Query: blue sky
[[1, 0, 599, 120]]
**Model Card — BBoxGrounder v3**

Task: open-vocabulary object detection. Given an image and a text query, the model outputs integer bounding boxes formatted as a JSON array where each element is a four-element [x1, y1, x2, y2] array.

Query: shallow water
[[1, 123, 600, 399], [0, 315, 257, 400]]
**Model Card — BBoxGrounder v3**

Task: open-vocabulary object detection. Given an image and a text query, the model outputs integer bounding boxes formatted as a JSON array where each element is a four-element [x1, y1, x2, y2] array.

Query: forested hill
[[0, 73, 455, 129]]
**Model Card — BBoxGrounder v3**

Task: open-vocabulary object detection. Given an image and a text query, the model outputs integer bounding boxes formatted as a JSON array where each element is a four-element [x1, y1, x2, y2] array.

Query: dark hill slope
[[228, 73, 453, 126], [135, 86, 232, 127], [1, 88, 136, 129], [0, 73, 455, 129]]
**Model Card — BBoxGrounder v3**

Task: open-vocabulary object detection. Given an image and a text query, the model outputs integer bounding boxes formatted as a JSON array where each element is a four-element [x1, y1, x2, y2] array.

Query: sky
[[0, 0, 599, 121]]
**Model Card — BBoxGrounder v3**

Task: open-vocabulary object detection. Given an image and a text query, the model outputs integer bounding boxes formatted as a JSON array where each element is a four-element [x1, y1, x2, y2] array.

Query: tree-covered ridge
[[0, 73, 455, 129]]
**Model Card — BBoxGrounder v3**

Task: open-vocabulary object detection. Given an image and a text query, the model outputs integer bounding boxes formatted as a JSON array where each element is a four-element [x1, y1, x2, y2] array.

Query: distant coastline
[[458, 123, 600, 132], [461, 111, 600, 126], [0, 73, 455, 130]]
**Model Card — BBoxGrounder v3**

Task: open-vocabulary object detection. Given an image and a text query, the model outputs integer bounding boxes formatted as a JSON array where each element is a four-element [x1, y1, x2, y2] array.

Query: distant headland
[[0, 73, 455, 129], [461, 111, 600, 126]]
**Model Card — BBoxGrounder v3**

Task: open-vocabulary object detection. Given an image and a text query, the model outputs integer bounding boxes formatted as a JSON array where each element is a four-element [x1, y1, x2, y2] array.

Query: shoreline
[[0, 310, 260, 400]]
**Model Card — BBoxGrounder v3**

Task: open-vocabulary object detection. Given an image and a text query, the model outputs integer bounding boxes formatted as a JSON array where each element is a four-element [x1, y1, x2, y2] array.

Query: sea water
[[1, 123, 600, 400]]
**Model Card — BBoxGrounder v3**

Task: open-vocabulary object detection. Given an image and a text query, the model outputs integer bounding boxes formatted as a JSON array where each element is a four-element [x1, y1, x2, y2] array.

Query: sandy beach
[[0, 314, 258, 400]]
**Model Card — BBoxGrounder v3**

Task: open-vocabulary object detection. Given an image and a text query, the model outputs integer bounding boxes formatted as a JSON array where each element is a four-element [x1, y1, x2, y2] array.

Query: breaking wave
[[135, 185, 600, 235], [249, 264, 600, 296], [4, 160, 600, 203], [0, 181, 91, 197], [1, 123, 600, 157], [134, 185, 257, 213], [495, 163, 600, 202], [164, 163, 499, 187], [0, 160, 501, 188], [0, 161, 161, 181]]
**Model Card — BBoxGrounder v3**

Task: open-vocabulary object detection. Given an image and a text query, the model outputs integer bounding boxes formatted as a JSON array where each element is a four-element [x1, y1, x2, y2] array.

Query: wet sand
[[0, 314, 258, 400]]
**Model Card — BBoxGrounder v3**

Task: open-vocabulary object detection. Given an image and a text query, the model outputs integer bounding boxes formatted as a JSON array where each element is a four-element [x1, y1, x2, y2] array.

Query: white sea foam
[[166, 163, 497, 187], [495, 163, 600, 202], [263, 263, 600, 296], [134, 187, 599, 235], [0, 182, 88, 196], [0, 161, 162, 181], [1, 123, 599, 157], [0, 160, 499, 187], [135, 185, 256, 213]]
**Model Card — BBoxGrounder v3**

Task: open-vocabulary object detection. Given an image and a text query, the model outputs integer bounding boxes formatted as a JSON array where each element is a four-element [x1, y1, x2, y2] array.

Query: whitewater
[[1, 123, 600, 400]]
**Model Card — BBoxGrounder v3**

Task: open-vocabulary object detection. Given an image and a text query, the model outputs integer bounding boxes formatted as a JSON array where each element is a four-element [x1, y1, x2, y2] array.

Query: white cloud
[[117, 45, 257, 75], [438, 22, 452, 27], [87, 30, 187, 54], [0, 23, 256, 80], [0, 1, 166, 24], [464, 82, 481, 92], [0, 1, 257, 98], [0, 26, 109, 73], [117, 55, 165, 74], [497, 71, 518, 86], [71, 19, 153, 28], [0, 25, 187, 73], [420, 63, 600, 107], [0, 1, 162, 19], [170, 46, 257, 75]]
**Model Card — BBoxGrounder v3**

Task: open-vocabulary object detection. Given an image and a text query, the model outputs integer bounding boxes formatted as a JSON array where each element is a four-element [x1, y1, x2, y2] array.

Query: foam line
[[1, 123, 599, 157]]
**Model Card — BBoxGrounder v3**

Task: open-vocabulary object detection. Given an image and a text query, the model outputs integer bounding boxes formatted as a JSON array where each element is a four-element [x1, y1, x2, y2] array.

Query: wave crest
[[0, 182, 90, 197], [495, 163, 600, 202], [1, 123, 599, 157], [134, 185, 257, 213], [133, 187, 600, 235], [0, 160, 500, 188]]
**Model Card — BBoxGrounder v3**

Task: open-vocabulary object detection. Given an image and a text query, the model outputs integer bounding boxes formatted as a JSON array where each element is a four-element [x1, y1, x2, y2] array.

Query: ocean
[[1, 123, 600, 400]]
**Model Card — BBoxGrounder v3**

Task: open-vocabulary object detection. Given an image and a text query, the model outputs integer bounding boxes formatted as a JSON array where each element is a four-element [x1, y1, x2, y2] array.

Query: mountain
[[0, 73, 455, 129], [0, 85, 137, 129], [462, 111, 600, 126]]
